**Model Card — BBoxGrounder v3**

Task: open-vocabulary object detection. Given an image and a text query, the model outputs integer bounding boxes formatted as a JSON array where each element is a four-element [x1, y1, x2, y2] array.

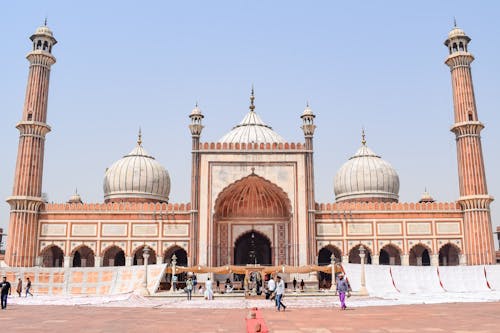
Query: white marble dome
[[219, 110, 285, 144], [103, 137, 170, 202], [219, 90, 285, 144], [334, 140, 399, 203]]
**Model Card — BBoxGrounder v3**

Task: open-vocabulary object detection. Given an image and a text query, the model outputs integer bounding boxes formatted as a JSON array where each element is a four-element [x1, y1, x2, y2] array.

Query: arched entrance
[[409, 244, 431, 266], [438, 243, 460, 266], [41, 245, 64, 267], [348, 244, 372, 264], [102, 246, 125, 267], [234, 230, 272, 265], [133, 246, 157, 265], [379, 244, 401, 265], [317, 245, 342, 289], [72, 246, 95, 267], [213, 172, 292, 266], [163, 246, 188, 266]]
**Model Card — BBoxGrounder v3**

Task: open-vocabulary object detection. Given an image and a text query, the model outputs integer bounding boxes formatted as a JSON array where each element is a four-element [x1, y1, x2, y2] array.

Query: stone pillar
[[125, 256, 133, 266], [156, 256, 163, 265], [330, 254, 336, 292], [459, 254, 467, 266], [371, 255, 379, 265], [416, 256, 423, 266], [94, 256, 102, 267], [169, 254, 177, 293], [401, 254, 409, 266], [358, 245, 368, 296], [64, 256, 72, 268], [342, 255, 349, 263], [430, 254, 439, 266], [138, 246, 150, 296]]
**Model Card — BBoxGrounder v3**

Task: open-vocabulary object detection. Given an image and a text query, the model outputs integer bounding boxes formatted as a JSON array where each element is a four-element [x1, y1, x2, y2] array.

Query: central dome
[[219, 89, 285, 144], [103, 133, 170, 203], [334, 134, 399, 203]]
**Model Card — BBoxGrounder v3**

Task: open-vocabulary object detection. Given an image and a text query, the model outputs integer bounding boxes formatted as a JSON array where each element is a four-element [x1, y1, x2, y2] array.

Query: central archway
[[213, 172, 292, 266], [234, 230, 272, 265]]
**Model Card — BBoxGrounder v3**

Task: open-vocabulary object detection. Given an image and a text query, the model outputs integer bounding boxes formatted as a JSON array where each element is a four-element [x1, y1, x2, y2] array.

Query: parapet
[[315, 201, 461, 212], [43, 202, 192, 213]]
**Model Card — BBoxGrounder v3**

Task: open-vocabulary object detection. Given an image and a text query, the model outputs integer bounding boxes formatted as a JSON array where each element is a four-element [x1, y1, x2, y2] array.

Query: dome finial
[[44, 17, 48, 26], [361, 127, 367, 146], [453, 16, 457, 27], [137, 127, 142, 146], [249, 85, 255, 112]]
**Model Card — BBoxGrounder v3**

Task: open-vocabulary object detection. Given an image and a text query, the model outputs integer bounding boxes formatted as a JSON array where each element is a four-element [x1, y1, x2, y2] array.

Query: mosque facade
[[3, 24, 496, 271]]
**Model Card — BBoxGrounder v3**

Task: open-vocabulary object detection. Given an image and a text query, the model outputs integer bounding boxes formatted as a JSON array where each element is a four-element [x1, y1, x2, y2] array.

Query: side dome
[[103, 133, 170, 203], [219, 89, 285, 144], [334, 134, 399, 203]]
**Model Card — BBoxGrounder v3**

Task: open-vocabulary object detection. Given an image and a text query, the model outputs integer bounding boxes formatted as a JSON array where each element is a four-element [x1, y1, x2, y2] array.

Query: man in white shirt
[[267, 275, 276, 301], [275, 276, 286, 311]]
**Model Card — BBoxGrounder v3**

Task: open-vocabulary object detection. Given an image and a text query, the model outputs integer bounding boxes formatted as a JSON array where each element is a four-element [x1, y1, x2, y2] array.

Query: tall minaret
[[5, 23, 57, 267], [189, 103, 204, 265], [445, 24, 495, 264], [301, 103, 316, 264]]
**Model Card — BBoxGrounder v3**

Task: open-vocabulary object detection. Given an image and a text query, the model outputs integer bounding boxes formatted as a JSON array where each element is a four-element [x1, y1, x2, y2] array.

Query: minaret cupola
[[30, 20, 57, 54]]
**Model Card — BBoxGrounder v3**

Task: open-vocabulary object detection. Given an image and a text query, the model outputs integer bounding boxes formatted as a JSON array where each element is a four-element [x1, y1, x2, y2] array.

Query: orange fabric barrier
[[168, 264, 342, 274]]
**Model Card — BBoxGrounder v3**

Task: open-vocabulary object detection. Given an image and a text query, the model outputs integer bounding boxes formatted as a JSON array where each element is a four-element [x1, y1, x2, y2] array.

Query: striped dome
[[334, 141, 399, 203], [103, 138, 170, 203]]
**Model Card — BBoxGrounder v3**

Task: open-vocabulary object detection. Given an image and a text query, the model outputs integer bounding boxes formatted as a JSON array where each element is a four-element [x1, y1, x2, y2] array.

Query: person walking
[[0, 276, 11, 309], [275, 276, 286, 311], [292, 277, 297, 291], [336, 273, 349, 310], [186, 277, 193, 300], [25, 277, 33, 297], [16, 278, 22, 297], [300, 279, 305, 292]]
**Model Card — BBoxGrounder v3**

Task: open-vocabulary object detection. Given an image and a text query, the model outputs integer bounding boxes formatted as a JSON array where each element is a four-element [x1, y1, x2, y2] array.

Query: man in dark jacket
[[0, 276, 12, 309]]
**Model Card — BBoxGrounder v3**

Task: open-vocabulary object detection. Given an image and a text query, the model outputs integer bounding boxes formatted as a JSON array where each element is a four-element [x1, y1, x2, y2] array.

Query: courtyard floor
[[0, 301, 499, 332]]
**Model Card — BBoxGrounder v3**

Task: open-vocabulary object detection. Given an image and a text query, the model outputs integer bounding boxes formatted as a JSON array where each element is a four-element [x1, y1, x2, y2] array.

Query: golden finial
[[361, 128, 366, 146], [249, 86, 255, 112], [137, 127, 142, 146]]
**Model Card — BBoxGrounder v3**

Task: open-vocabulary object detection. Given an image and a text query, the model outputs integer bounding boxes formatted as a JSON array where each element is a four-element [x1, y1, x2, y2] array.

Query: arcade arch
[[379, 244, 402, 265], [41, 245, 64, 267], [102, 245, 125, 267], [132, 245, 157, 265], [163, 246, 188, 266], [348, 244, 372, 264], [72, 245, 95, 267], [438, 243, 460, 266], [409, 244, 431, 266]]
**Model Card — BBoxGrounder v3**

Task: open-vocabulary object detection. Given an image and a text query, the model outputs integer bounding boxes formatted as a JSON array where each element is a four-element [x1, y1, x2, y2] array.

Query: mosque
[[3, 23, 497, 274]]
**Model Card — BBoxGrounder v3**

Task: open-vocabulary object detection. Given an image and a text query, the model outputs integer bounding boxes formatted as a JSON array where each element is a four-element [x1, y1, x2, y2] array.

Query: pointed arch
[[214, 173, 291, 219], [102, 245, 125, 267], [409, 243, 432, 266], [71, 245, 95, 267], [348, 244, 372, 264], [40, 244, 64, 268], [132, 245, 157, 265], [438, 242, 461, 266]]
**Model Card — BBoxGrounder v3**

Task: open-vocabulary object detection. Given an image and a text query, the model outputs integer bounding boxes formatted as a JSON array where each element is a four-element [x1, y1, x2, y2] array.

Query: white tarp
[[390, 266, 443, 294], [438, 266, 490, 292], [484, 265, 500, 290], [364, 264, 397, 296]]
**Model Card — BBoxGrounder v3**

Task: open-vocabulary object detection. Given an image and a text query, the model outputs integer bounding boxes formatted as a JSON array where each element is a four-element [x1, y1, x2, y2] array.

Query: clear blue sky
[[1, 1, 499, 247]]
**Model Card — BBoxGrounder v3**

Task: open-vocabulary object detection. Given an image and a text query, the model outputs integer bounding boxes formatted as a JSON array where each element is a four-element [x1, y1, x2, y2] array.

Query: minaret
[[5, 23, 57, 267], [189, 102, 204, 265], [301, 103, 316, 264], [445, 24, 495, 264]]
